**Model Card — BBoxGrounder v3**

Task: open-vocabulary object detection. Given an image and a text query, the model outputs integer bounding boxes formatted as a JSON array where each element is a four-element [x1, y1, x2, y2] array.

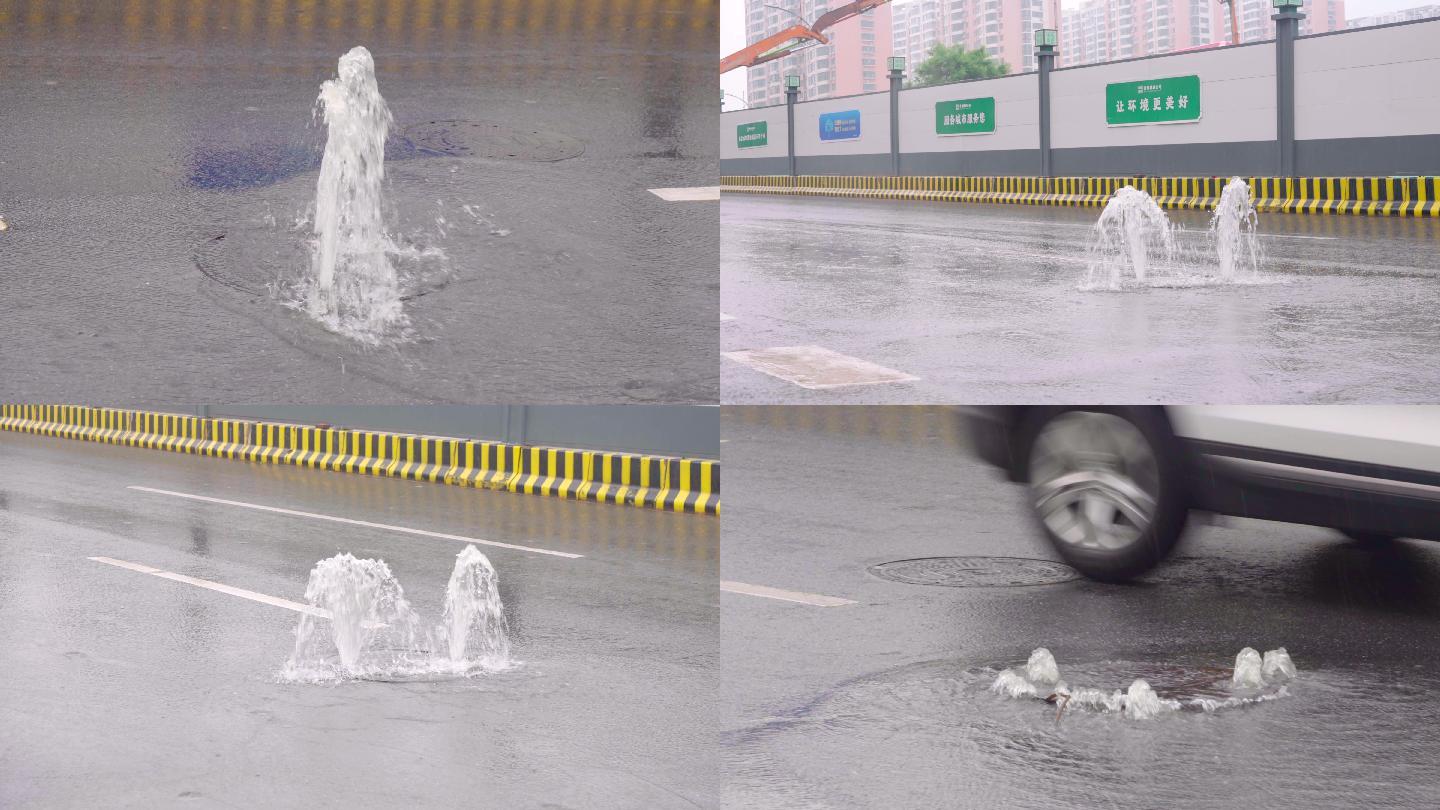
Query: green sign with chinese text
[[1105, 76, 1201, 125], [737, 121, 768, 149], [935, 97, 996, 135]]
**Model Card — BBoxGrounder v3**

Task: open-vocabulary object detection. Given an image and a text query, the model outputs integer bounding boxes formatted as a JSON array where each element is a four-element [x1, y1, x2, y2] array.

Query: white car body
[[1171, 406, 1440, 474]]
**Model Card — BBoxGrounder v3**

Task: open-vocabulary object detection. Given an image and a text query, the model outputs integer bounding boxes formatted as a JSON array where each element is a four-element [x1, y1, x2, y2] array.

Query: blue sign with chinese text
[[819, 109, 862, 142]]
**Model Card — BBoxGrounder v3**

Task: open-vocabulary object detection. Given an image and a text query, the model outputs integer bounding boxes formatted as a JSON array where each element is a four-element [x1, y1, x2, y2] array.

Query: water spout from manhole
[[1086, 186, 1176, 288], [1209, 177, 1261, 281], [306, 45, 406, 341], [280, 545, 512, 682], [284, 552, 421, 678], [440, 544, 510, 668]]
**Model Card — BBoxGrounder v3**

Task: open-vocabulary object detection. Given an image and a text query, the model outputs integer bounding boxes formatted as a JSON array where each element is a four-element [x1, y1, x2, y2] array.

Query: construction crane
[[720, 0, 893, 75], [1219, 0, 1241, 45]]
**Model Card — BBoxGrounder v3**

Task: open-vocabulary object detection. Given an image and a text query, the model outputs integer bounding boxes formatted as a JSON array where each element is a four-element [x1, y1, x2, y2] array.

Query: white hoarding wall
[[898, 73, 1040, 153], [1294, 19, 1440, 141], [719, 20, 1440, 177], [792, 91, 891, 157], [719, 104, 789, 162], [1049, 43, 1277, 150]]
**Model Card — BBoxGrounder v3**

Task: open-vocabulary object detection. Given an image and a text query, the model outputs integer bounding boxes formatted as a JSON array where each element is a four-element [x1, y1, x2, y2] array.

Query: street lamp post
[[785, 73, 800, 178], [1273, 0, 1305, 177], [1035, 28, 1059, 179], [888, 56, 905, 176]]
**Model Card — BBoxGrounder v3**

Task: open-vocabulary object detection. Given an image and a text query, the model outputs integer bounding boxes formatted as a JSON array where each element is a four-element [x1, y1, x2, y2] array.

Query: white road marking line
[[721, 580, 857, 607], [127, 486, 583, 559], [89, 556, 329, 619], [648, 186, 720, 202], [720, 312, 736, 322], [722, 346, 920, 389]]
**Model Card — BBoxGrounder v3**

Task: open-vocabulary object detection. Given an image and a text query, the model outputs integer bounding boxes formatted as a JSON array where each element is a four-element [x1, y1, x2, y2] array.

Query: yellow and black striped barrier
[[720, 175, 1440, 218], [0, 405, 719, 516]]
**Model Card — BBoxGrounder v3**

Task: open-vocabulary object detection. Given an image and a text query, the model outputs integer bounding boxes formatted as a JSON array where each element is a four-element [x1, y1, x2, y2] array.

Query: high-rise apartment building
[[743, 0, 893, 105], [888, 0, 1047, 79], [1061, 0, 1223, 66], [893, 0, 944, 70], [1347, 4, 1439, 27], [1228, 0, 1345, 43], [1057, 0, 1344, 67]]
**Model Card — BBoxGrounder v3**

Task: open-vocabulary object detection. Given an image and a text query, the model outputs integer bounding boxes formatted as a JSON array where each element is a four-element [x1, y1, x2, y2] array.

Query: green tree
[[909, 43, 1009, 88]]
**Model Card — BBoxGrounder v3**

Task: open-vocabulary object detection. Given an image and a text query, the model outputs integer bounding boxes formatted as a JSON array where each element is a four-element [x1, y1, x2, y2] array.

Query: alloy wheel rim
[[1029, 412, 1160, 551]]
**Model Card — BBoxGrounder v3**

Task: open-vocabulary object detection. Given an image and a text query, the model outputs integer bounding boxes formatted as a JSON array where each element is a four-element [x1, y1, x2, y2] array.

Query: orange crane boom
[[720, 24, 827, 75], [720, 0, 893, 75]]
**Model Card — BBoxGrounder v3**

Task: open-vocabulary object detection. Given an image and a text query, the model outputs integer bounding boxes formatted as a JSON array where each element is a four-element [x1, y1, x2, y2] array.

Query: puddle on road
[[728, 653, 1440, 808]]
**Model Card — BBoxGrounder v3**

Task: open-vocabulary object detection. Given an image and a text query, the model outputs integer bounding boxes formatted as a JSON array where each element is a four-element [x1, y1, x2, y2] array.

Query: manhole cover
[[194, 229, 454, 303], [402, 120, 585, 161], [868, 557, 1080, 587]]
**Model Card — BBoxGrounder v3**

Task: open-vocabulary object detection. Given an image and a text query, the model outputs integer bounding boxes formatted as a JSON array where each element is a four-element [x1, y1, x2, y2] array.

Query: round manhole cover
[[402, 120, 585, 161], [868, 557, 1080, 587]]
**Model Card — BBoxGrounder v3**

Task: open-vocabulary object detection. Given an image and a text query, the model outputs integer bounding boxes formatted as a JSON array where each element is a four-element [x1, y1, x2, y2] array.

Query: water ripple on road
[[727, 654, 1440, 809]]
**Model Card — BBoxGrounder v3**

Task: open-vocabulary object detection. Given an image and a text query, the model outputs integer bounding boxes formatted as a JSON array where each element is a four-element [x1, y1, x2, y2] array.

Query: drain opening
[[868, 557, 1080, 588]]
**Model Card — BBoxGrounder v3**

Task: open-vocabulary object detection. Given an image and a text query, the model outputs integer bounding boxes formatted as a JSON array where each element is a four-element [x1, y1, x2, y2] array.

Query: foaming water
[[279, 545, 512, 683], [991, 646, 1294, 718], [728, 652, 1440, 808], [1082, 179, 1276, 291]]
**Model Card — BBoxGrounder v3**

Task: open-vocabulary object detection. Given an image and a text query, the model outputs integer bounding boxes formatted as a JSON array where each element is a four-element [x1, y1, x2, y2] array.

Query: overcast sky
[[720, 0, 1430, 107]]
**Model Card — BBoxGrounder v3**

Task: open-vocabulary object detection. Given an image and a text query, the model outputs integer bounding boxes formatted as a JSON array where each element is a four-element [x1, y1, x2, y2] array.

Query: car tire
[[1018, 407, 1189, 583]]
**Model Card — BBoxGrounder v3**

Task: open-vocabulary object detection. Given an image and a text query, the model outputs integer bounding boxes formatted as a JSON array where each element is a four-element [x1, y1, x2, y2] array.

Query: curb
[[0, 405, 719, 516], [720, 175, 1440, 217]]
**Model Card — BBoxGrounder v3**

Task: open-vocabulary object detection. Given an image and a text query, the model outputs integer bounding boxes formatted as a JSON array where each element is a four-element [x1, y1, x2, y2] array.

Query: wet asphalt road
[[721, 407, 1440, 809], [0, 1, 716, 403], [721, 195, 1440, 404], [0, 430, 716, 809]]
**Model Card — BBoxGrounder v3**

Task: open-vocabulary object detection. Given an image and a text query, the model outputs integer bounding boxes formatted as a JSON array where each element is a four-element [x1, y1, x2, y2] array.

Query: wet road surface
[[0, 429, 716, 808], [0, 1, 717, 403], [721, 406, 1440, 808], [721, 196, 1440, 403]]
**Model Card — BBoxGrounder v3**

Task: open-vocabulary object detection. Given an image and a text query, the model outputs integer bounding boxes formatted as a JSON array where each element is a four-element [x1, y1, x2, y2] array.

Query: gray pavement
[[721, 406, 1440, 809], [721, 195, 1440, 403], [0, 1, 716, 403], [0, 430, 716, 809]]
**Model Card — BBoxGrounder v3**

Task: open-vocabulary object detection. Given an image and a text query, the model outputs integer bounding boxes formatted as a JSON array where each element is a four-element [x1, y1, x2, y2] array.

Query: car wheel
[[1021, 408, 1189, 583], [1340, 529, 1397, 545]]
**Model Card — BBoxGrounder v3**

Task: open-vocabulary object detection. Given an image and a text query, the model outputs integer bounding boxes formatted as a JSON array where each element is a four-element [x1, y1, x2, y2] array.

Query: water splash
[[1232, 646, 1265, 687], [1082, 179, 1277, 289], [281, 553, 424, 681], [991, 647, 1297, 719], [1025, 647, 1060, 683], [304, 45, 407, 342], [1263, 647, 1297, 680], [1085, 186, 1177, 288], [991, 668, 1043, 699], [1209, 177, 1261, 281], [439, 545, 511, 670], [991, 647, 1061, 697], [1123, 678, 1178, 719], [279, 546, 512, 683]]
